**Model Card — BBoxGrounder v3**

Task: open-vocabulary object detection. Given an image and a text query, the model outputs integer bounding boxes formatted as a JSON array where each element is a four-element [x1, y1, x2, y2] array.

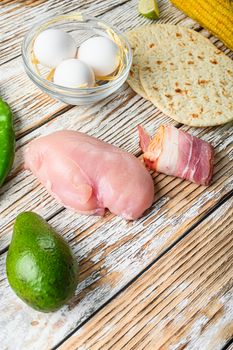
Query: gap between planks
[[223, 339, 233, 350], [0, 1, 232, 348], [0, 0, 131, 66], [57, 195, 233, 350], [0, 119, 232, 252], [1, 0, 231, 141], [2, 109, 230, 258], [13, 29, 233, 142], [1, 146, 231, 349], [0, 0, 131, 68]]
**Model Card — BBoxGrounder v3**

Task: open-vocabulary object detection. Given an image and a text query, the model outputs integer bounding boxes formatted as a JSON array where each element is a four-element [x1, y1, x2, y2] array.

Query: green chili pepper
[[0, 98, 15, 187]]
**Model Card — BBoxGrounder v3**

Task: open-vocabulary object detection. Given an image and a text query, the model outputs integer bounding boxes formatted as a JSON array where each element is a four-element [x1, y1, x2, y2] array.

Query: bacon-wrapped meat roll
[[138, 125, 214, 186]]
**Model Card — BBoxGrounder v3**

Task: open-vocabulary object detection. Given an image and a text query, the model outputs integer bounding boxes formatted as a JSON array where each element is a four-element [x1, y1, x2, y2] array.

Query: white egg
[[53, 59, 95, 88], [78, 36, 120, 77], [34, 29, 77, 68]]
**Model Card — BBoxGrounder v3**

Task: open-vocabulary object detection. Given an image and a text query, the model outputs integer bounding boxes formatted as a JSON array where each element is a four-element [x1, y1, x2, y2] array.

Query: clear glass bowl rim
[[21, 13, 132, 95]]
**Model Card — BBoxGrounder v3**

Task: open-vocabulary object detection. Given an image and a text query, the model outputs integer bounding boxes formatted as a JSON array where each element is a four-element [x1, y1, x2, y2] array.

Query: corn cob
[[170, 0, 233, 51]]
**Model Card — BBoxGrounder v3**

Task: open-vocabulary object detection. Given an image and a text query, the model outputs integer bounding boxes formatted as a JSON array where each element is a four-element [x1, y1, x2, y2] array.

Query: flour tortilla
[[126, 28, 151, 99], [127, 24, 233, 126]]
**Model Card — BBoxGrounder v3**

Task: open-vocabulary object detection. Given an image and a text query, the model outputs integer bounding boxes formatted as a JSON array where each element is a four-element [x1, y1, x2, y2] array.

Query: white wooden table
[[0, 1, 233, 349]]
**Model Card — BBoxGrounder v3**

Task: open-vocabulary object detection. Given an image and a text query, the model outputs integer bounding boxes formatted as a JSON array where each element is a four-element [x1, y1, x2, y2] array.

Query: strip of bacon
[[138, 125, 214, 186]]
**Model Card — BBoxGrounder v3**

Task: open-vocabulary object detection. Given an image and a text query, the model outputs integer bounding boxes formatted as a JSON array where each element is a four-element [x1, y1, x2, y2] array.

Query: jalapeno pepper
[[0, 98, 15, 187]]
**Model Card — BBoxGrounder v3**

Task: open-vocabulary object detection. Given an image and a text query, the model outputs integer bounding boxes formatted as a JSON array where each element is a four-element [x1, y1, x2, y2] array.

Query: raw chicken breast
[[24, 130, 154, 220]]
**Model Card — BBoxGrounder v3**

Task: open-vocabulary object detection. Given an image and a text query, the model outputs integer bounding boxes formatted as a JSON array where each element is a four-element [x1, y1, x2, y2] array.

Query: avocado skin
[[6, 212, 79, 312]]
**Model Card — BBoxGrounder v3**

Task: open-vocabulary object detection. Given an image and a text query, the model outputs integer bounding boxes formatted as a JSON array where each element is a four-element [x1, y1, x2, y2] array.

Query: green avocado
[[6, 212, 79, 312]]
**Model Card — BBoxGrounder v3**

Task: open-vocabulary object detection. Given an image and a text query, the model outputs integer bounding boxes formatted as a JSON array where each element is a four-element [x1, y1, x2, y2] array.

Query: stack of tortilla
[[126, 24, 233, 126]]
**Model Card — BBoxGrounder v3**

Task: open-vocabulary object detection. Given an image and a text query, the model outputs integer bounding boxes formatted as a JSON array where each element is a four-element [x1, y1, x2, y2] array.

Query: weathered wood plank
[[0, 0, 199, 65], [0, 0, 131, 138], [0, 1, 232, 349], [0, 0, 203, 139], [0, 94, 176, 250], [0, 123, 232, 349], [59, 197, 233, 350], [0, 88, 232, 250], [0, 0, 130, 65]]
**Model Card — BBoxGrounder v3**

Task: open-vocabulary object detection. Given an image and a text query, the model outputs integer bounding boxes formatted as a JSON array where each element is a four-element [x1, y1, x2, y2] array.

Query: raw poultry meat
[[138, 125, 214, 186], [24, 130, 154, 220]]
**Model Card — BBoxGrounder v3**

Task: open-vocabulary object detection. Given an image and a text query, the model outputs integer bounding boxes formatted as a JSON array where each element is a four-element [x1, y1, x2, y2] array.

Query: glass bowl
[[22, 13, 132, 105]]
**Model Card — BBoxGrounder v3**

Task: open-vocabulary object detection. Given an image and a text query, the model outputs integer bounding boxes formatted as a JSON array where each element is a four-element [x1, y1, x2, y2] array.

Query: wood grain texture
[[0, 0, 197, 65], [60, 197, 233, 350], [0, 94, 232, 250], [0, 0, 130, 65], [2, 0, 232, 140], [0, 0, 202, 139], [0, 92, 174, 249], [0, 0, 233, 349], [0, 122, 232, 349]]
